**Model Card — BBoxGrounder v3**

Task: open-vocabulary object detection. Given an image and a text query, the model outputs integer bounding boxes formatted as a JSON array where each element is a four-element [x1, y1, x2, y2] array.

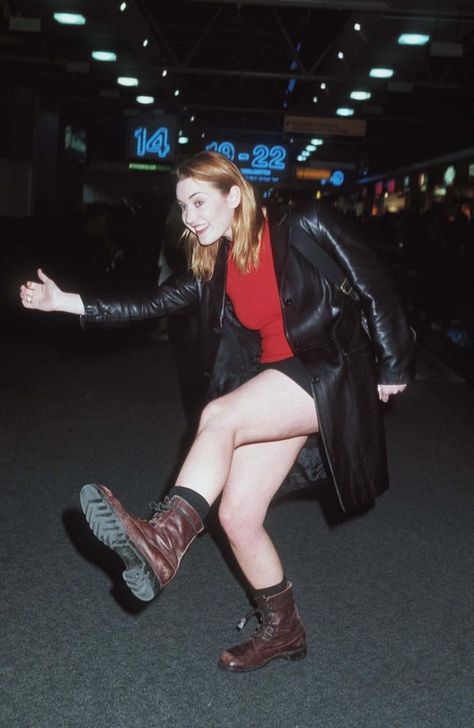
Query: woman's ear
[[228, 185, 241, 209]]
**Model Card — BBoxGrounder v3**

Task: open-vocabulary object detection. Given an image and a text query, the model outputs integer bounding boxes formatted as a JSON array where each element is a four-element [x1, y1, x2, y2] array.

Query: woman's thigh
[[202, 369, 318, 446], [220, 435, 308, 525]]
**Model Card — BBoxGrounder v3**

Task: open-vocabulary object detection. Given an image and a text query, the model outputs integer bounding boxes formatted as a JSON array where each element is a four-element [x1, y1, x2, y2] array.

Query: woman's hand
[[377, 384, 407, 402], [20, 269, 85, 315], [20, 268, 64, 311]]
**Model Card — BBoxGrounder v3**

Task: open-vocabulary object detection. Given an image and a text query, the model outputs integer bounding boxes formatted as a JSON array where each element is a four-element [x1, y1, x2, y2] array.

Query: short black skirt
[[258, 356, 312, 397]]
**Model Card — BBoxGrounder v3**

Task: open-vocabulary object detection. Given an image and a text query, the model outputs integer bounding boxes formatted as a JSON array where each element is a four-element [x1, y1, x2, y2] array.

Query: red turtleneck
[[226, 220, 293, 363]]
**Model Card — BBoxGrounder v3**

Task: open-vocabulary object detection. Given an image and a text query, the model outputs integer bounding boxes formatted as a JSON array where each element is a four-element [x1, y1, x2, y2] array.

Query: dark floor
[[2, 312, 474, 728]]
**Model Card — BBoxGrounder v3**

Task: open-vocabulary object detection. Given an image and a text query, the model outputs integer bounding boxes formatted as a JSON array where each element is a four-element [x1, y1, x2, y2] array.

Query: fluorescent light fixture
[[53, 13, 86, 25], [350, 90, 371, 101], [311, 138, 324, 145], [136, 95, 154, 104], [306, 144, 316, 151], [92, 51, 117, 62], [117, 76, 139, 86], [369, 68, 394, 78], [336, 107, 354, 116], [398, 33, 430, 46], [178, 136, 189, 144]]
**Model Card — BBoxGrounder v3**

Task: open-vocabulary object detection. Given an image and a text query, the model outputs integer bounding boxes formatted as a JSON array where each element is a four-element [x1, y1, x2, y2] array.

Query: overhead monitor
[[127, 113, 177, 162], [205, 139, 289, 184]]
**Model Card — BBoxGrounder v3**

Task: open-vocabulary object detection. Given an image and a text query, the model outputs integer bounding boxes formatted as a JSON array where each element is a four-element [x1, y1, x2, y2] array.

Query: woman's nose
[[184, 208, 197, 225]]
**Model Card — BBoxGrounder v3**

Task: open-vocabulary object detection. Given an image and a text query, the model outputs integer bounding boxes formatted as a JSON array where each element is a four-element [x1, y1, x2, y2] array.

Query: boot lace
[[148, 497, 172, 525], [235, 606, 273, 639]]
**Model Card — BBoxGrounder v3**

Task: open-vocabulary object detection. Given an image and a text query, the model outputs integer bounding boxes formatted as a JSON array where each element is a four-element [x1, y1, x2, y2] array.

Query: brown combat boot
[[80, 484, 203, 602], [218, 583, 307, 672]]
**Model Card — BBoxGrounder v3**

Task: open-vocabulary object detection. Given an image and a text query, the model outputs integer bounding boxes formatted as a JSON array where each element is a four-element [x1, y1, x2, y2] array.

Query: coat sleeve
[[79, 271, 200, 330], [300, 202, 415, 384]]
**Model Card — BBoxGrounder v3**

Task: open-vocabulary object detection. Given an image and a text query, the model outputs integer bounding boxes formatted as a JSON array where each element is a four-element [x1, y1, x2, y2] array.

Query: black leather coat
[[81, 202, 415, 512]]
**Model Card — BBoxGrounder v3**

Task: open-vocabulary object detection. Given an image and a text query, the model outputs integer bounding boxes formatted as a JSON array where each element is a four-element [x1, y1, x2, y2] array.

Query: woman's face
[[176, 177, 240, 246]]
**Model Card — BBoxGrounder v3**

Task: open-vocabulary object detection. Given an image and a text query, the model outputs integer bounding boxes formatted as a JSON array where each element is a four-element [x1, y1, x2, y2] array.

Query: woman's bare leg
[[218, 436, 308, 589], [175, 369, 318, 504]]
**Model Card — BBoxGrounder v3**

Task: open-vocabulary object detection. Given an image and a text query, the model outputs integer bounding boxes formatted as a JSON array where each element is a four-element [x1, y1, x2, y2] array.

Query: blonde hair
[[175, 151, 264, 280]]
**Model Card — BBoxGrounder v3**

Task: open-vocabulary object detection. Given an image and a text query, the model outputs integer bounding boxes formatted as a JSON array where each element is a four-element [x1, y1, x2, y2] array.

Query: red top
[[226, 219, 293, 363]]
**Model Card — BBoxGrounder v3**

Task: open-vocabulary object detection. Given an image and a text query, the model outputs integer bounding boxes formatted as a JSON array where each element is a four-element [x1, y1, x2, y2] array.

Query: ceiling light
[[92, 51, 117, 62], [178, 136, 189, 145], [297, 155, 305, 162], [398, 33, 430, 46], [174, 89, 180, 96], [312, 96, 318, 103], [53, 13, 86, 25], [190, 115, 195, 122], [142, 39, 149, 47], [201, 133, 205, 138], [336, 107, 354, 116], [354, 23, 361, 31], [136, 95, 154, 104], [350, 90, 371, 101], [162, 69, 168, 77], [320, 82, 326, 90], [117, 76, 139, 87], [306, 144, 316, 151], [337, 51, 344, 60], [369, 68, 394, 78], [120, 2, 127, 11], [311, 138, 324, 145]]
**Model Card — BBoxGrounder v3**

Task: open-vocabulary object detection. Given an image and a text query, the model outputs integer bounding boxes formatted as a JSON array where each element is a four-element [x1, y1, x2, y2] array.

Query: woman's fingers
[[377, 383, 408, 401]]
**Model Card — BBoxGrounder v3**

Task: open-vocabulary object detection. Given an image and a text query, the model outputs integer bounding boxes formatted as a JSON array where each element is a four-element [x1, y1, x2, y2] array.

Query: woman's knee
[[199, 397, 235, 432], [218, 500, 263, 543]]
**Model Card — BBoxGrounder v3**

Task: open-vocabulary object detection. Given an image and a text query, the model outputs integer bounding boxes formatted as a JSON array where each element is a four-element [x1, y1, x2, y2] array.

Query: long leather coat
[[81, 202, 415, 512]]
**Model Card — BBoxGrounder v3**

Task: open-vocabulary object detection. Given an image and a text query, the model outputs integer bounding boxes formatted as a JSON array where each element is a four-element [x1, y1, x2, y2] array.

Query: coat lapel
[[267, 204, 290, 290], [209, 238, 228, 327]]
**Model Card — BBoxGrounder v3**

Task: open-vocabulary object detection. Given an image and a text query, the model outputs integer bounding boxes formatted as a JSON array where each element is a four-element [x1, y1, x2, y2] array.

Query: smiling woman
[[20, 151, 414, 673]]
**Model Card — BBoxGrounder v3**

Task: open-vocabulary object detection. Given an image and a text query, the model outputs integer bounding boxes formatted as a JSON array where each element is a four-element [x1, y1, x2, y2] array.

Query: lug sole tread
[[80, 484, 161, 602]]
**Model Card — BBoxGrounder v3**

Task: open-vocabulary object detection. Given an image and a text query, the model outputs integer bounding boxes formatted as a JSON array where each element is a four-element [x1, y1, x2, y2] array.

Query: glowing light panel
[[92, 51, 117, 62], [54, 13, 86, 25], [398, 33, 430, 46], [369, 68, 394, 78]]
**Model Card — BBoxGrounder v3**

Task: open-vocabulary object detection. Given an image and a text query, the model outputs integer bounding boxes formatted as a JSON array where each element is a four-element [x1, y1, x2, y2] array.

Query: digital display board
[[127, 113, 177, 162], [205, 139, 289, 184]]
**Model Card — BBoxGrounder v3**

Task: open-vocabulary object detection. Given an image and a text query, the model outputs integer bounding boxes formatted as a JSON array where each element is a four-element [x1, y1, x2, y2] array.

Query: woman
[[20, 151, 414, 672]]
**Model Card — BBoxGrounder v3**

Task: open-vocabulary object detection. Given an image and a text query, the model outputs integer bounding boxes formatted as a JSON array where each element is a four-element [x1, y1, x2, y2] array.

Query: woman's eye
[[195, 199, 204, 207]]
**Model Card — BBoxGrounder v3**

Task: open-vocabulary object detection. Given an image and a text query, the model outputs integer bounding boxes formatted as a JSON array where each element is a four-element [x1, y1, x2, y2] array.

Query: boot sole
[[218, 646, 307, 673], [80, 483, 160, 602]]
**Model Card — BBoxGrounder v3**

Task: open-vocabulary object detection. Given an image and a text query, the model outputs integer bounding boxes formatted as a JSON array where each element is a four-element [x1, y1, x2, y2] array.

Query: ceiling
[[2, 0, 474, 175]]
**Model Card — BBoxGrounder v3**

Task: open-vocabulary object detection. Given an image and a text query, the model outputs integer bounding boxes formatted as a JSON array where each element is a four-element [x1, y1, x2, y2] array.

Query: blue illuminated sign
[[205, 140, 289, 184], [128, 113, 177, 162]]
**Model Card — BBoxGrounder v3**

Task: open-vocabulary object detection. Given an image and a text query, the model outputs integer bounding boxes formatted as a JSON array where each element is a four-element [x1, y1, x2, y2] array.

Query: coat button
[[284, 298, 293, 307], [312, 375, 320, 383], [294, 341, 302, 349]]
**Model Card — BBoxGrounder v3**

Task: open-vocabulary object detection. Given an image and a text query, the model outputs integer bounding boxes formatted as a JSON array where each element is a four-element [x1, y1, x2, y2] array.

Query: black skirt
[[258, 356, 312, 397]]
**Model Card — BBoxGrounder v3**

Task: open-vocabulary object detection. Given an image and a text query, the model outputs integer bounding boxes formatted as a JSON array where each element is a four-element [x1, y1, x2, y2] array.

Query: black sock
[[167, 486, 210, 521], [251, 576, 289, 600]]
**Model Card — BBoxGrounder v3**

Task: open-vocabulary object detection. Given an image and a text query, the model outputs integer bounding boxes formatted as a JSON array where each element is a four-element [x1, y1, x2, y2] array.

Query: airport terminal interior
[[2, 1, 474, 726]]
